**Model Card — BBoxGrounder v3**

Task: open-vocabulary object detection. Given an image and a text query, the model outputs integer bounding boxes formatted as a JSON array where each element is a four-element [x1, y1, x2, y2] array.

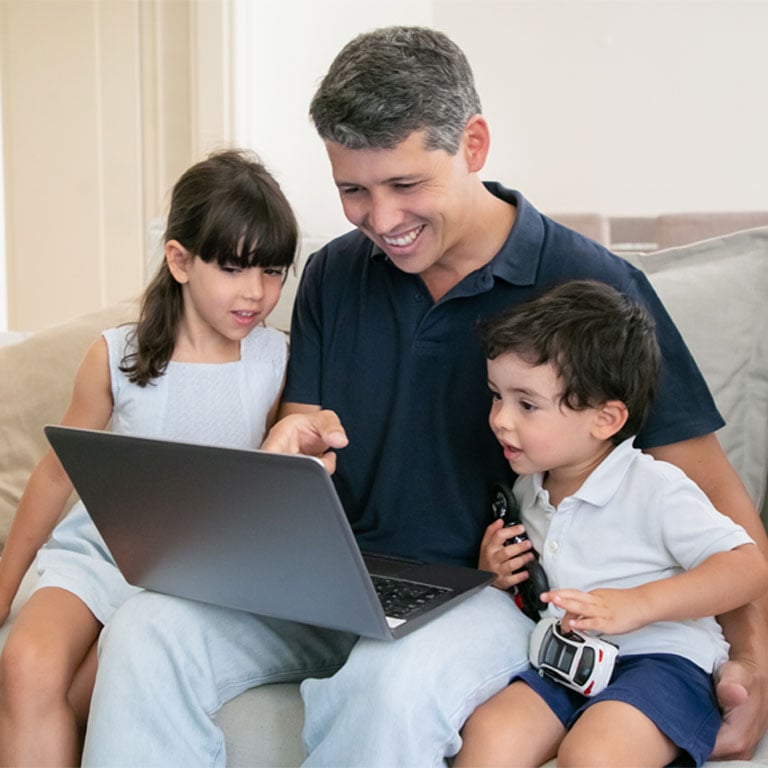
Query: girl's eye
[[221, 265, 241, 275], [264, 267, 287, 278]]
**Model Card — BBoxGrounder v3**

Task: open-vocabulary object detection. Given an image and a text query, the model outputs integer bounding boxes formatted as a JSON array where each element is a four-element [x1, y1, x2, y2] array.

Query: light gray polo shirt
[[516, 439, 754, 673]]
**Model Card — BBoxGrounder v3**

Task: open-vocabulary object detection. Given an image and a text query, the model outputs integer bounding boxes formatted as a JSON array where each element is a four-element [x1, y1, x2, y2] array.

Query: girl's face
[[167, 241, 285, 348], [486, 352, 605, 478]]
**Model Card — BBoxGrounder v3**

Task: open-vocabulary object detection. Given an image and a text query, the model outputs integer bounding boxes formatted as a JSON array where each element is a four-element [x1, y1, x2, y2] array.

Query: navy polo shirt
[[284, 185, 723, 567]]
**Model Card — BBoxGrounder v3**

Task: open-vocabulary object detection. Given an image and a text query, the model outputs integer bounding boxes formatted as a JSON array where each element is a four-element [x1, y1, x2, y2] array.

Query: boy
[[456, 280, 768, 766]]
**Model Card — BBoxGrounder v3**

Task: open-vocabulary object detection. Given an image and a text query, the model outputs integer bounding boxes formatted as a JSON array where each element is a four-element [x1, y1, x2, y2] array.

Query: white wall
[[437, 0, 768, 215], [232, 0, 434, 243], [2, 0, 767, 331], [235, 0, 768, 243]]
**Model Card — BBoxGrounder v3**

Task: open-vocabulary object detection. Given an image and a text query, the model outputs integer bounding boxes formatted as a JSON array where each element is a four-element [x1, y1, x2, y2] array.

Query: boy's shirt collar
[[532, 438, 640, 511]]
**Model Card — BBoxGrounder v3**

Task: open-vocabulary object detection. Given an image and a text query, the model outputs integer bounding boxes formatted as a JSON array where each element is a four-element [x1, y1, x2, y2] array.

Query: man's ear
[[165, 240, 193, 284], [592, 400, 629, 441], [462, 114, 491, 172]]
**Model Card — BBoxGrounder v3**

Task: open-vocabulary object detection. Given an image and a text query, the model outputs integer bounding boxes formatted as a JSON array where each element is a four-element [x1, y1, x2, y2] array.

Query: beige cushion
[[623, 226, 768, 514], [0, 299, 139, 547], [656, 212, 768, 249]]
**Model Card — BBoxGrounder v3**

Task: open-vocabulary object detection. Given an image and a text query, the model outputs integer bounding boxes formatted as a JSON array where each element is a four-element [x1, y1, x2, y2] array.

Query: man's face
[[325, 130, 476, 279]]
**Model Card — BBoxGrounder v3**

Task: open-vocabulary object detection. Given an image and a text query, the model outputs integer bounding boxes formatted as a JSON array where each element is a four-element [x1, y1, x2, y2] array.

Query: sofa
[[2, 225, 768, 766]]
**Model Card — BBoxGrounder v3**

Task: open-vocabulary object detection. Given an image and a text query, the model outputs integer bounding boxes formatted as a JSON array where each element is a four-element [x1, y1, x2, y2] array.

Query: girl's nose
[[243, 269, 265, 300]]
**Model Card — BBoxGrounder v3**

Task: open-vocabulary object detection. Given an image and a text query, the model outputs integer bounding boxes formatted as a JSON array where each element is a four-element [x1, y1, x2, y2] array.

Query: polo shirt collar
[[531, 438, 640, 510], [483, 183, 544, 287]]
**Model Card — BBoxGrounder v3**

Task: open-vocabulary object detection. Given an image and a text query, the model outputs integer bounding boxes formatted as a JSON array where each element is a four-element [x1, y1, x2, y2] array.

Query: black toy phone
[[491, 482, 549, 621]]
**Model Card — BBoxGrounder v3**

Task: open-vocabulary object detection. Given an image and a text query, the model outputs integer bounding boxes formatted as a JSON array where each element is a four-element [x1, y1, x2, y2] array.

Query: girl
[[0, 148, 298, 766]]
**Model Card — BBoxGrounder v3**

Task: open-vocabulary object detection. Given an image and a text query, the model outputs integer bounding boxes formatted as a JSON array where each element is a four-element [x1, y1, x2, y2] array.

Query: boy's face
[[487, 352, 605, 477], [325, 129, 479, 282]]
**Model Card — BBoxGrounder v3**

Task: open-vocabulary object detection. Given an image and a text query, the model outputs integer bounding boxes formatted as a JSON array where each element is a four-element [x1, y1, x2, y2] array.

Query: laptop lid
[[44, 426, 493, 640]]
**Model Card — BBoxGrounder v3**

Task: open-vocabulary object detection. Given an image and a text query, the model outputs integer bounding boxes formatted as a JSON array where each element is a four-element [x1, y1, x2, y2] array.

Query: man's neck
[[422, 192, 516, 301]]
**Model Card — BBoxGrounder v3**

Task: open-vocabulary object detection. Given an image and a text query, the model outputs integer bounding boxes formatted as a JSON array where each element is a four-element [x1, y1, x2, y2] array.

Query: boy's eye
[[488, 388, 501, 401], [520, 400, 537, 412]]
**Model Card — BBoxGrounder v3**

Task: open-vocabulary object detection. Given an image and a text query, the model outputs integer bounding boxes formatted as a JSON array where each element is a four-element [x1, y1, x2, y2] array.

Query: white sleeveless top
[[104, 323, 287, 448], [34, 323, 288, 622]]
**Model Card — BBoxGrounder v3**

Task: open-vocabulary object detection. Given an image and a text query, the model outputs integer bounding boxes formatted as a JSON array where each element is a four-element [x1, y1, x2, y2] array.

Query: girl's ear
[[592, 400, 629, 441], [165, 240, 193, 284]]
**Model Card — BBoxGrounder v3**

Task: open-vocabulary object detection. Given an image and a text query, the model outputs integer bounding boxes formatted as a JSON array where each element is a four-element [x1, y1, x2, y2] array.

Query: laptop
[[44, 425, 494, 641]]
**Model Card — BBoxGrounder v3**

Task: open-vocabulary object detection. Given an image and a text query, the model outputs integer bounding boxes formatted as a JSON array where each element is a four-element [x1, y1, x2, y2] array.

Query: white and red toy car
[[529, 617, 619, 697]]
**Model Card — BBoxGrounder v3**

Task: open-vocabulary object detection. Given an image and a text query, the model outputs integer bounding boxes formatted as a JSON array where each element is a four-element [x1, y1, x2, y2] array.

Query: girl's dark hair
[[121, 149, 298, 386], [480, 280, 661, 445]]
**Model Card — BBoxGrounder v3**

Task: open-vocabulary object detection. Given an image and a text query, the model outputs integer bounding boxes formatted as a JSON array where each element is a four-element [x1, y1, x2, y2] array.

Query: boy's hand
[[478, 519, 536, 590], [543, 587, 646, 635]]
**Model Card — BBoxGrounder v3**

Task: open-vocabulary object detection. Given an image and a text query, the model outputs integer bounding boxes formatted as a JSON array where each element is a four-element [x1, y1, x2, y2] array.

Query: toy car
[[528, 617, 619, 697], [491, 482, 549, 620]]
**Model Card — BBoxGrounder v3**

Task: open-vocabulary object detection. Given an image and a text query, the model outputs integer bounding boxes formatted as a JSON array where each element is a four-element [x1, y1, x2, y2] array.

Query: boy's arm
[[0, 338, 113, 624], [547, 543, 768, 635], [647, 432, 768, 759]]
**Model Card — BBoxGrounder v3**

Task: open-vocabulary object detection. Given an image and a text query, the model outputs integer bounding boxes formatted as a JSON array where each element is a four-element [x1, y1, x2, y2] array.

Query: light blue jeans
[[81, 586, 531, 767]]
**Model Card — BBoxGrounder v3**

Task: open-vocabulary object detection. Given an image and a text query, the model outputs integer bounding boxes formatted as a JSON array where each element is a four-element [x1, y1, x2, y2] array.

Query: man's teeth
[[383, 227, 422, 247]]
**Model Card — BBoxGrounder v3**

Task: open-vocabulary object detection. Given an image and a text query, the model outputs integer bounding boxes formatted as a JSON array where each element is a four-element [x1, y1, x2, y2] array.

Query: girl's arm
[[545, 542, 768, 636], [263, 369, 287, 434], [0, 337, 114, 624]]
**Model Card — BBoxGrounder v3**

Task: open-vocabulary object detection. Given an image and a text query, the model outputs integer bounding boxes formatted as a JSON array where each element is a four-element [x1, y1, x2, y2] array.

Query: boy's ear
[[592, 400, 629, 441], [165, 240, 193, 284]]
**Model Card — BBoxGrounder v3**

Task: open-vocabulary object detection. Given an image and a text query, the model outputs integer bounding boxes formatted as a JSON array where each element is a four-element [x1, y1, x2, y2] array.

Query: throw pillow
[[624, 227, 768, 519], [0, 300, 139, 548]]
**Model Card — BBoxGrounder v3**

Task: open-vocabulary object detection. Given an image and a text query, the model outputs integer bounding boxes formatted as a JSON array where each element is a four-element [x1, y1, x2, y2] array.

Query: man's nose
[[366, 192, 402, 235]]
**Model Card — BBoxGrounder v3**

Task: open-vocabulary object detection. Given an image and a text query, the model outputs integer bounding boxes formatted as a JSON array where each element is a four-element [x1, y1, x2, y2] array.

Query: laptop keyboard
[[371, 575, 452, 620]]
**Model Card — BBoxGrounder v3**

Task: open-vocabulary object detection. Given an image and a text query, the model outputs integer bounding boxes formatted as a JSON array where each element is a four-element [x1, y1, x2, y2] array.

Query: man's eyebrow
[[335, 174, 421, 188]]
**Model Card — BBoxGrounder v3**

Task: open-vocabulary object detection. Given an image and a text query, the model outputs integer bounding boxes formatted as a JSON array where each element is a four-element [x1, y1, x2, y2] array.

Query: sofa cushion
[[0, 299, 139, 548], [623, 226, 768, 517]]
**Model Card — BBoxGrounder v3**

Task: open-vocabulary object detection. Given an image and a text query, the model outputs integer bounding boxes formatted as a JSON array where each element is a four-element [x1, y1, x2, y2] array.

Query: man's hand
[[261, 409, 348, 473], [712, 657, 768, 760]]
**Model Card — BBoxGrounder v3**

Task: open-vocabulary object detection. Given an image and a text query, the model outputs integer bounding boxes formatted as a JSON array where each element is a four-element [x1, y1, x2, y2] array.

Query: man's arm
[[648, 433, 768, 759], [261, 404, 348, 473]]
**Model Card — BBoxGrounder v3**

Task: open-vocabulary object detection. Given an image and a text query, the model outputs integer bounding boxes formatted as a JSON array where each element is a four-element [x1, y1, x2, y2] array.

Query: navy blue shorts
[[516, 654, 720, 766]]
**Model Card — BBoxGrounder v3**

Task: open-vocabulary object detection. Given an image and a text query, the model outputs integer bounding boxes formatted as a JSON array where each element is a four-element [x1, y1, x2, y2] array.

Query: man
[[83, 26, 768, 765]]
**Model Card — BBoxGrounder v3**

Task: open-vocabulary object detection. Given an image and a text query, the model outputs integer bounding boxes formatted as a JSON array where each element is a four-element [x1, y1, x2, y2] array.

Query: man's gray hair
[[310, 26, 482, 154]]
